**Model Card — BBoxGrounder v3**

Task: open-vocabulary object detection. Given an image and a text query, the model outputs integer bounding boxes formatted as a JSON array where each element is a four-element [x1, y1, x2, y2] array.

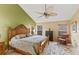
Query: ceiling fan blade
[[48, 13, 57, 16], [47, 6, 54, 11], [45, 4, 47, 12], [38, 15, 44, 18], [36, 11, 44, 15], [36, 4, 57, 19]]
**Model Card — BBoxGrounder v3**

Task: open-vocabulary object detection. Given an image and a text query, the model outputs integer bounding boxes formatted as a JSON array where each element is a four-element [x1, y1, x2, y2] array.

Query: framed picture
[[58, 24, 67, 35], [72, 21, 77, 33]]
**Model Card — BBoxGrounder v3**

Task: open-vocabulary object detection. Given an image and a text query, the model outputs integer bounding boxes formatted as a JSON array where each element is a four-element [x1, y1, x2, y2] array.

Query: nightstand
[[0, 41, 5, 55]]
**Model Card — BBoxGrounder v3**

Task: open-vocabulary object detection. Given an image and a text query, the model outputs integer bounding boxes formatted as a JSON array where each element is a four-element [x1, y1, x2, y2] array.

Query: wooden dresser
[[0, 41, 5, 55], [45, 31, 53, 41]]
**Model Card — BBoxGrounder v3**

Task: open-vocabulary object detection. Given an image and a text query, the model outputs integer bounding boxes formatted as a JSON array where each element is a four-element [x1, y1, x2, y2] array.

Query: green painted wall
[[0, 4, 36, 48]]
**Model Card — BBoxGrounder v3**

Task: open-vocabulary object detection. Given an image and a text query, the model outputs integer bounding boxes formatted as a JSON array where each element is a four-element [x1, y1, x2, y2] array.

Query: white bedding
[[11, 35, 46, 43], [20, 35, 45, 43], [9, 35, 46, 54]]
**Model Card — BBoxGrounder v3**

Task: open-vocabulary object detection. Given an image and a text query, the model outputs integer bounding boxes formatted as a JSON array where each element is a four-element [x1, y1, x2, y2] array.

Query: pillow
[[26, 34, 31, 37], [15, 34, 26, 39], [20, 34, 26, 38], [15, 35, 20, 39]]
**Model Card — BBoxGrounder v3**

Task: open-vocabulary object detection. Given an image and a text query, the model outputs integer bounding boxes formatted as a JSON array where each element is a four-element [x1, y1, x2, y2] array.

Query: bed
[[8, 24, 49, 55]]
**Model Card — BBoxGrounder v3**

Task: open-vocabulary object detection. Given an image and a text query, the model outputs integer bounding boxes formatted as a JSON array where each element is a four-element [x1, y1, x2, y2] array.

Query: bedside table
[[0, 41, 5, 55]]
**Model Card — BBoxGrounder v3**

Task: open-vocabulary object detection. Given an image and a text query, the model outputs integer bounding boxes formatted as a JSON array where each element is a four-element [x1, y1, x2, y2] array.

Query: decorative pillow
[[15, 34, 26, 39], [19, 34, 26, 38], [26, 34, 31, 37], [15, 35, 20, 39]]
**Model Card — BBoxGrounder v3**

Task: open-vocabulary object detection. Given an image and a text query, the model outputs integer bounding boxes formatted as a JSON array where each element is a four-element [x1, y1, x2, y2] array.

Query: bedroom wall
[[70, 9, 79, 47], [36, 20, 70, 41], [0, 4, 36, 48]]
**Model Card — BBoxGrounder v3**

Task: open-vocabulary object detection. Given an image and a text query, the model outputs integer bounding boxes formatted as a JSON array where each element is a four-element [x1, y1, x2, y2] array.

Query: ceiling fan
[[37, 4, 57, 18]]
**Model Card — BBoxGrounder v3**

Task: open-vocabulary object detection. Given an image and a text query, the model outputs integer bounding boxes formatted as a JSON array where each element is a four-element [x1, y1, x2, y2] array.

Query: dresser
[[0, 41, 5, 55], [45, 31, 53, 41]]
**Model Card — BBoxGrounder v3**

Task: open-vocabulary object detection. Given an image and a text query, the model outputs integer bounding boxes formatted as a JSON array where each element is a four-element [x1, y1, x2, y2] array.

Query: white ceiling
[[19, 4, 79, 23]]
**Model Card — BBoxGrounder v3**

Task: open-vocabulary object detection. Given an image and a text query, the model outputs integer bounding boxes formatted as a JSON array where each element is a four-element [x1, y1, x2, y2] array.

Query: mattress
[[9, 35, 46, 55]]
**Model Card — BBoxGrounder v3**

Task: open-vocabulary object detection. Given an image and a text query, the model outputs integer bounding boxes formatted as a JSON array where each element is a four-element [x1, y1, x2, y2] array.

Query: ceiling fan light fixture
[[36, 4, 57, 19]]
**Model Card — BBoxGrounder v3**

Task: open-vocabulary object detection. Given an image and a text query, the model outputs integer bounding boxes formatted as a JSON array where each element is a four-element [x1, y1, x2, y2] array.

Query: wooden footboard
[[34, 37, 49, 55]]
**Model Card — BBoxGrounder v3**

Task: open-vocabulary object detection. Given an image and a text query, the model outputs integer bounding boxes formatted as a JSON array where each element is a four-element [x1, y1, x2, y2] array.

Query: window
[[37, 25, 43, 35]]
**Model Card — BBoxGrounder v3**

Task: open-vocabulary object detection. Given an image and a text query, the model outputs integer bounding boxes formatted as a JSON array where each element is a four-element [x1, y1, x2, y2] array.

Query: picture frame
[[72, 21, 77, 33], [58, 24, 67, 35]]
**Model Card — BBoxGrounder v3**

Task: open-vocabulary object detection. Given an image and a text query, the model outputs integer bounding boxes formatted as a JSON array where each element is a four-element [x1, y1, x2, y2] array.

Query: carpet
[[5, 42, 79, 55]]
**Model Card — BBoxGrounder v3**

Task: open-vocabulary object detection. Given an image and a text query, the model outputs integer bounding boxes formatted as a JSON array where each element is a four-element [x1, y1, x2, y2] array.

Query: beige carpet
[[5, 42, 79, 55]]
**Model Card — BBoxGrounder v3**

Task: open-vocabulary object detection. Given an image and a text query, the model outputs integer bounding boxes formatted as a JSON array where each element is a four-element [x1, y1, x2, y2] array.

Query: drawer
[[0, 44, 3, 46], [0, 47, 4, 49], [0, 50, 5, 54], [0, 44, 4, 45], [0, 52, 4, 55], [0, 48, 4, 50], [0, 45, 4, 47], [0, 42, 5, 55], [0, 42, 4, 45], [0, 49, 3, 51]]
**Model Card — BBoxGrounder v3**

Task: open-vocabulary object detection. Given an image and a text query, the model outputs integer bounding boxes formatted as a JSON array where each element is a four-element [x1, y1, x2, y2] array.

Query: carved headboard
[[8, 24, 28, 42]]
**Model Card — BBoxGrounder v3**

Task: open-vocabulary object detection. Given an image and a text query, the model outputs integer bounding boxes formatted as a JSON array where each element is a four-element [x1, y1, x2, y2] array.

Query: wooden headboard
[[8, 24, 28, 42]]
